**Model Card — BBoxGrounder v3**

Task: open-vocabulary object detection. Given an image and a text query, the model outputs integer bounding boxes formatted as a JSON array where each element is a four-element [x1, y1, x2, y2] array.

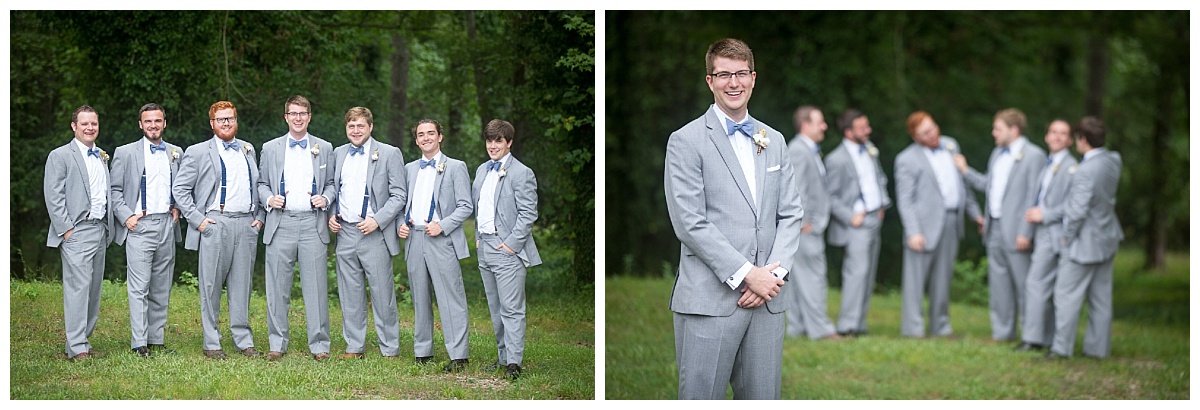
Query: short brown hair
[[905, 111, 933, 137], [793, 105, 820, 133], [483, 119, 514, 142], [72, 105, 97, 123], [837, 108, 865, 136], [994, 108, 1027, 134], [1073, 116, 1106, 148], [208, 101, 237, 120], [284, 95, 311, 114], [139, 103, 165, 117], [705, 38, 754, 75], [412, 118, 443, 138], [344, 106, 373, 125]]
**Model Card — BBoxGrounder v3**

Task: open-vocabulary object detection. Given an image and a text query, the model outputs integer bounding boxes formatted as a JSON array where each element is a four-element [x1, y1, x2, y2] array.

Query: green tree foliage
[[10, 11, 595, 289], [606, 11, 1187, 285]]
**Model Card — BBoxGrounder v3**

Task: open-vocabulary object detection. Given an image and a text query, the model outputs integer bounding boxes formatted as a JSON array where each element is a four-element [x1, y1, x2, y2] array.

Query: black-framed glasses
[[213, 117, 237, 124], [286, 111, 310, 118], [709, 70, 753, 81]]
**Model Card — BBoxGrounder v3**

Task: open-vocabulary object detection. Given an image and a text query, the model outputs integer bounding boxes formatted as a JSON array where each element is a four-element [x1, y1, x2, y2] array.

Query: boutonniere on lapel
[[170, 148, 180, 162], [752, 129, 769, 155], [243, 143, 253, 156], [498, 167, 507, 178], [310, 144, 320, 157], [1068, 164, 1078, 174], [1013, 149, 1024, 161], [100, 149, 110, 163], [436, 162, 446, 174], [944, 140, 957, 152], [1052, 162, 1060, 173], [866, 144, 879, 158], [371, 150, 379, 162]]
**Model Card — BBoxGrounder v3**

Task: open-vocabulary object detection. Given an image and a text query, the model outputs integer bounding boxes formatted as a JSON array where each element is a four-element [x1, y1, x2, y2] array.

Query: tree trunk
[[1144, 83, 1171, 271], [388, 29, 410, 149], [1084, 32, 1108, 116], [466, 11, 491, 133]]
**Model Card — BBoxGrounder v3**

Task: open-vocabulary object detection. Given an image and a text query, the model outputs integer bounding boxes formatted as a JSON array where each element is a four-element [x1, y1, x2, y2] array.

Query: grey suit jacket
[[405, 155, 473, 260], [44, 140, 116, 247], [109, 138, 182, 246], [664, 107, 803, 316], [329, 137, 407, 256], [894, 137, 981, 250], [963, 139, 1046, 249], [786, 135, 829, 234], [824, 140, 890, 247], [1031, 153, 1078, 254], [171, 137, 266, 251], [472, 155, 542, 266], [256, 134, 337, 245], [1062, 149, 1123, 264]]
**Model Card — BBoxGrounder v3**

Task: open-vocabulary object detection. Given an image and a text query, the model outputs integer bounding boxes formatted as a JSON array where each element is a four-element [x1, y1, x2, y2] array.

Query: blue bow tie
[[812, 145, 821, 156], [487, 160, 503, 172], [348, 145, 365, 156], [223, 141, 240, 151], [725, 117, 756, 137], [1001, 147, 1011, 155], [858, 144, 867, 154], [149, 143, 166, 154], [87, 147, 101, 158], [289, 139, 307, 149], [420, 158, 437, 169]]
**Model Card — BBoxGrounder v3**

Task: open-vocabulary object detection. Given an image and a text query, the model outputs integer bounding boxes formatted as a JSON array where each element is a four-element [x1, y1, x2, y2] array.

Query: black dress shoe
[[442, 358, 469, 372], [148, 344, 176, 354], [1014, 343, 1046, 352], [414, 356, 433, 365], [505, 363, 522, 380], [132, 346, 152, 357], [483, 360, 504, 372], [1043, 351, 1068, 361]]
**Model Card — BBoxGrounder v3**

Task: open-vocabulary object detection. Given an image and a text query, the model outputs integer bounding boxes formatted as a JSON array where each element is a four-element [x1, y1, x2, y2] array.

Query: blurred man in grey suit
[[172, 100, 266, 360], [45, 105, 115, 361], [473, 119, 541, 381], [1016, 119, 1077, 352], [895, 111, 980, 338], [110, 103, 182, 357], [824, 108, 889, 338], [955, 108, 1046, 342], [1047, 116, 1122, 360], [663, 38, 802, 399], [256, 95, 336, 361], [784, 105, 839, 341], [327, 107, 407, 360], [398, 119, 473, 372]]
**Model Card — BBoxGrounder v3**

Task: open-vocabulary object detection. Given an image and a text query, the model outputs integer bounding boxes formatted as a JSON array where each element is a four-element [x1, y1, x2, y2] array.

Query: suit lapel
[[705, 112, 757, 217], [309, 137, 322, 190], [493, 159, 506, 206], [432, 157, 446, 214], [364, 138, 378, 211], [67, 141, 91, 199], [274, 138, 287, 190], [752, 127, 766, 212]]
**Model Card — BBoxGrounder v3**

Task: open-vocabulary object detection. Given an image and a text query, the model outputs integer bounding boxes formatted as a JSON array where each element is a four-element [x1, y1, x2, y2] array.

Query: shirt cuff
[[725, 262, 753, 290]]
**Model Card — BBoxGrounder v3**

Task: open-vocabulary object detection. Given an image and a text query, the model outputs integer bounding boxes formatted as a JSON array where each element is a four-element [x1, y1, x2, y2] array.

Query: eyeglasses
[[286, 112, 310, 118], [709, 70, 753, 81], [213, 117, 237, 124]]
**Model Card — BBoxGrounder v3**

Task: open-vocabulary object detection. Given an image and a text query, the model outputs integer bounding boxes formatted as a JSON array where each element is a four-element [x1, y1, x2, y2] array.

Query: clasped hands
[[737, 261, 785, 309], [268, 192, 327, 209]]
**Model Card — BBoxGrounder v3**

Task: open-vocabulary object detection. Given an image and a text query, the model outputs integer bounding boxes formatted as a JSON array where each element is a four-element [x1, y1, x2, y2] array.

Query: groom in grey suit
[[784, 105, 839, 341], [895, 111, 980, 338], [1016, 119, 1077, 352], [956, 108, 1046, 342], [172, 100, 266, 360], [824, 108, 889, 337], [327, 106, 407, 359], [473, 118, 541, 381], [110, 103, 182, 357], [45, 105, 115, 361], [256, 95, 336, 361], [1047, 116, 1123, 360], [664, 38, 802, 399], [398, 119, 474, 372]]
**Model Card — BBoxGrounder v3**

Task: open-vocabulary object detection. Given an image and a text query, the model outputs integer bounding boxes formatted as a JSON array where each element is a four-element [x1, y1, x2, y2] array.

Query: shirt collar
[[1005, 136, 1028, 154], [74, 138, 97, 155], [286, 133, 310, 148], [1083, 147, 1106, 161], [712, 104, 751, 133], [422, 151, 444, 163]]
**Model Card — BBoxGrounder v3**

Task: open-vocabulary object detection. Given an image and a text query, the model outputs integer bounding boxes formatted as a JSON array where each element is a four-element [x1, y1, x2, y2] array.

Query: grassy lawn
[[10, 254, 594, 399], [605, 248, 1189, 399]]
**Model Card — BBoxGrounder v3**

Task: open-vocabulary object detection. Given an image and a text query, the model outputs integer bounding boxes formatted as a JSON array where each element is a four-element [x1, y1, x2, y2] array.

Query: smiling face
[[210, 108, 238, 142], [1044, 120, 1072, 154], [345, 117, 372, 148], [991, 118, 1019, 147], [139, 109, 166, 144], [72, 111, 99, 147], [414, 122, 443, 158], [486, 137, 512, 161], [912, 117, 940, 149], [706, 56, 755, 121], [285, 103, 310, 137], [846, 116, 872, 144]]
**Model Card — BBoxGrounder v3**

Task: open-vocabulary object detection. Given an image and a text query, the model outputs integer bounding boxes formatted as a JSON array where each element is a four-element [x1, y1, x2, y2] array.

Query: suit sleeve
[[766, 135, 803, 273], [503, 165, 539, 253], [172, 146, 205, 230], [438, 161, 474, 236], [250, 151, 265, 222], [44, 149, 73, 239], [1061, 166, 1094, 241], [1017, 155, 1045, 239], [1041, 170, 1073, 223], [110, 147, 135, 226], [825, 154, 855, 224], [319, 142, 336, 207], [664, 132, 749, 280], [256, 144, 276, 211], [894, 153, 922, 240], [370, 147, 406, 226], [963, 166, 987, 192]]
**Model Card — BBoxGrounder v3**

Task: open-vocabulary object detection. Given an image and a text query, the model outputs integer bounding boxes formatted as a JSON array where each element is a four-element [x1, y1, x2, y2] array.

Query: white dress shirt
[[207, 136, 254, 213], [139, 137, 173, 215], [338, 140, 374, 223], [713, 105, 758, 204], [74, 138, 108, 220], [987, 136, 1028, 218], [283, 134, 316, 212], [843, 139, 883, 213], [922, 139, 961, 210], [476, 152, 511, 235], [408, 151, 444, 228]]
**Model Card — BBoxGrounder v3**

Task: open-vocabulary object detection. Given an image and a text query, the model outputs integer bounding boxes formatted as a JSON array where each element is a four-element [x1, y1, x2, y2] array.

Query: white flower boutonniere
[[1013, 149, 1024, 161], [498, 168, 507, 178], [1052, 162, 1060, 173], [1068, 164, 1078, 174], [867, 144, 879, 158], [371, 150, 379, 162], [100, 150, 109, 162], [944, 140, 958, 152], [310, 144, 320, 157], [436, 162, 446, 174], [170, 148, 180, 162], [752, 129, 769, 155], [243, 144, 253, 156]]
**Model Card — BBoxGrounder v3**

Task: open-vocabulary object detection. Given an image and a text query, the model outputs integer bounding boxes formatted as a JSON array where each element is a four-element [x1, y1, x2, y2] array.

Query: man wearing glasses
[[663, 38, 802, 399], [256, 95, 336, 361], [172, 100, 265, 360]]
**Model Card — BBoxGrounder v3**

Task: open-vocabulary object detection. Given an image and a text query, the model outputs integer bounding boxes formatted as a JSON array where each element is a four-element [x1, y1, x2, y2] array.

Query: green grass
[[10, 270, 594, 399], [605, 248, 1189, 399]]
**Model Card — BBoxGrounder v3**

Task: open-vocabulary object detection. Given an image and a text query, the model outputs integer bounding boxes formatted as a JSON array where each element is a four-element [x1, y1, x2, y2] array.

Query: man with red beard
[[172, 100, 266, 360]]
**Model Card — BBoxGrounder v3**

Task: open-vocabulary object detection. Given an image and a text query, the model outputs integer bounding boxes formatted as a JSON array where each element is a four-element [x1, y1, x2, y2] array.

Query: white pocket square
[[320, 164, 327, 169], [767, 165, 781, 172]]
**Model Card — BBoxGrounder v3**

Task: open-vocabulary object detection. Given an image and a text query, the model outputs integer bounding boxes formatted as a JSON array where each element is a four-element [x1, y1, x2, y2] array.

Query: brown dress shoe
[[312, 352, 331, 361], [86, 348, 102, 357], [240, 347, 263, 358], [341, 352, 364, 360], [265, 351, 284, 361], [443, 358, 469, 372], [204, 349, 228, 360], [68, 352, 90, 362]]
